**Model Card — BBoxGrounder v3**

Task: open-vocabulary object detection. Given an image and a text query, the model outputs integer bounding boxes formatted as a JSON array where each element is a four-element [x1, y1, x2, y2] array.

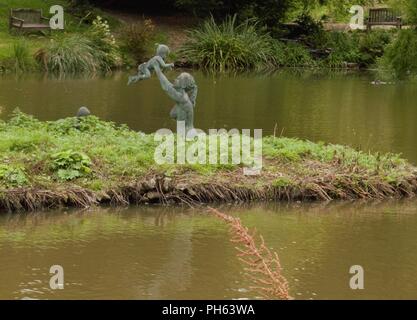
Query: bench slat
[[367, 7, 402, 30], [9, 8, 51, 31]]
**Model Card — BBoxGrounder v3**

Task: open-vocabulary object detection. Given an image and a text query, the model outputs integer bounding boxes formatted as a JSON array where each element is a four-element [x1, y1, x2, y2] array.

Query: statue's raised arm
[[153, 64, 198, 136], [153, 64, 185, 103]]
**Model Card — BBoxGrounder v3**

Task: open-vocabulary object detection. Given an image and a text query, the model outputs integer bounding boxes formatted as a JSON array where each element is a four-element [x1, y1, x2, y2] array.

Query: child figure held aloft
[[128, 44, 174, 85]]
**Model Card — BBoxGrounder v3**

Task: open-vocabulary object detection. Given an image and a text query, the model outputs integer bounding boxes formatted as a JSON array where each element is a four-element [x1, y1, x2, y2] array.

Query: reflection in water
[[0, 201, 417, 300], [1, 70, 417, 163], [144, 217, 193, 298]]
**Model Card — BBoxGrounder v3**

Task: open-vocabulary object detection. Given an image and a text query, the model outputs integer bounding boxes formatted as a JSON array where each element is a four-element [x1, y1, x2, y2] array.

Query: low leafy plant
[[47, 116, 119, 135], [0, 164, 28, 187], [272, 177, 294, 188], [7, 109, 39, 127], [51, 150, 92, 181]]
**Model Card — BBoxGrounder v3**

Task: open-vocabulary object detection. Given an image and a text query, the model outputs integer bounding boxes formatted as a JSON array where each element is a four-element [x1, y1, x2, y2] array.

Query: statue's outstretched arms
[[154, 64, 184, 103]]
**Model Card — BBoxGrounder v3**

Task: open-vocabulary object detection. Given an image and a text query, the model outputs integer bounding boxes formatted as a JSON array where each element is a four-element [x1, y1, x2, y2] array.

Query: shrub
[[179, 15, 276, 71], [51, 150, 92, 181], [118, 19, 156, 63], [358, 30, 393, 67], [272, 41, 314, 67], [87, 16, 122, 70], [324, 32, 361, 68], [35, 34, 101, 74], [379, 29, 417, 78]]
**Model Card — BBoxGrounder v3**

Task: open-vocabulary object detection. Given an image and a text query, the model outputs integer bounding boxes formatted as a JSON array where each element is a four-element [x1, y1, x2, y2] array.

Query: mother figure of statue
[[153, 63, 198, 138]]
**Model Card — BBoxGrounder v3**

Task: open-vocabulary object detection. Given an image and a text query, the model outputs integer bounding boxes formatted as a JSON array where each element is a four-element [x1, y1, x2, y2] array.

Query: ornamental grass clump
[[35, 17, 121, 74], [35, 34, 101, 74], [179, 15, 277, 72]]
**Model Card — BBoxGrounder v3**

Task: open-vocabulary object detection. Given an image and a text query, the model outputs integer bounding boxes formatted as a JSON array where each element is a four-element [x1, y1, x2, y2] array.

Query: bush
[[87, 16, 122, 70], [272, 41, 314, 67], [51, 150, 92, 181], [358, 30, 393, 66], [379, 29, 417, 78], [319, 30, 394, 68], [324, 32, 361, 68], [118, 19, 156, 63], [179, 15, 276, 71]]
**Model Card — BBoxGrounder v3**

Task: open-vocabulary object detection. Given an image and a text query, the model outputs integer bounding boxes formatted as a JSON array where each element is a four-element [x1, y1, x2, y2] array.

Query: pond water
[[0, 201, 417, 300], [1, 70, 417, 300]]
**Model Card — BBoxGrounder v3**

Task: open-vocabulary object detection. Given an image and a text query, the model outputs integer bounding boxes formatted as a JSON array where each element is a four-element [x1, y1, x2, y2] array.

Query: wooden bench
[[366, 8, 402, 30], [9, 8, 50, 33]]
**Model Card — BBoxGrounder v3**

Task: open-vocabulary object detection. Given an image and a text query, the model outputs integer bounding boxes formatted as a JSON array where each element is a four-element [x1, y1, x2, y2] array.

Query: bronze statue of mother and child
[[128, 44, 198, 138]]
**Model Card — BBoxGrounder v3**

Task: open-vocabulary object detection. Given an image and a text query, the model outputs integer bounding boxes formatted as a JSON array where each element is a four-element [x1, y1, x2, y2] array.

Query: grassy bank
[[1, 111, 416, 212]]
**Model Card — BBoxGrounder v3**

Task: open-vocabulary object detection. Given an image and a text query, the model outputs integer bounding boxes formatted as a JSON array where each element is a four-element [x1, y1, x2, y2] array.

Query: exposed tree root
[[1, 171, 417, 213]]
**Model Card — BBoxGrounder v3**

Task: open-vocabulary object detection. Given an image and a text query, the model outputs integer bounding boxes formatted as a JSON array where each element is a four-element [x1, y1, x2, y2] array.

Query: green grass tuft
[[179, 15, 278, 72]]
